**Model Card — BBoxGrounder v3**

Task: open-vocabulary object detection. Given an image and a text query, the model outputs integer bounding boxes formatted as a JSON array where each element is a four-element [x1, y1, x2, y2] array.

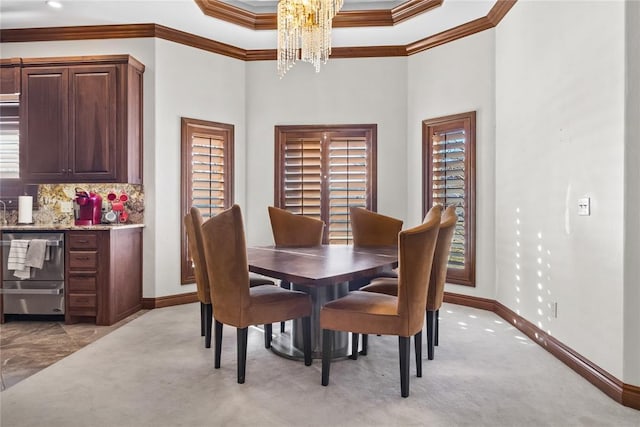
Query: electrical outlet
[[60, 201, 73, 213], [551, 302, 558, 318]]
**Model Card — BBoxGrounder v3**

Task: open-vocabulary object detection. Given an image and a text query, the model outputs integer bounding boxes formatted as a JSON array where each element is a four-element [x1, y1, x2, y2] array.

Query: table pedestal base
[[270, 282, 349, 360]]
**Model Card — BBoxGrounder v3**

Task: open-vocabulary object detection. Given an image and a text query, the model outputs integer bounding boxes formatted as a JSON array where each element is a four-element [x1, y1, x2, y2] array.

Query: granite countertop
[[0, 223, 145, 231]]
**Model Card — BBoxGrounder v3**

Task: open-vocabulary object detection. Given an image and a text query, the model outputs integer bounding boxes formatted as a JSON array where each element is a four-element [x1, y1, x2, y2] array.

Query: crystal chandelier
[[277, 0, 344, 77]]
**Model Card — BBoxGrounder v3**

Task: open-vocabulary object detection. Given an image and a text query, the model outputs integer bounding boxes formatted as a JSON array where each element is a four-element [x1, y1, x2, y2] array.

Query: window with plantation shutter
[[423, 111, 476, 287], [275, 125, 377, 245], [180, 117, 234, 284], [0, 100, 19, 179]]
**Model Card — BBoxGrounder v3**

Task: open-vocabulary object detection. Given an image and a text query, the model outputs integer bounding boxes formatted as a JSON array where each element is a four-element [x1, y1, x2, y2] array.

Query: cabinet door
[[20, 67, 69, 182], [68, 65, 118, 181]]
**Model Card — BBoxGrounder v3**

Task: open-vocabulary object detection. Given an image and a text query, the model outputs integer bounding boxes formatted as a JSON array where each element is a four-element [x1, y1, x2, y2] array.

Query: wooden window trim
[[180, 117, 234, 284], [423, 111, 476, 286], [274, 124, 377, 244]]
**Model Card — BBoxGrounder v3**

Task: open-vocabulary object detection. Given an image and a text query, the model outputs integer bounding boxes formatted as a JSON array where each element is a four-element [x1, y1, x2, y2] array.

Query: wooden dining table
[[247, 245, 398, 359]]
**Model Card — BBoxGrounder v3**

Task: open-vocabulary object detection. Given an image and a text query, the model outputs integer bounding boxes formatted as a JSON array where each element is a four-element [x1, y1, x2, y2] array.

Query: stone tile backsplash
[[4, 184, 144, 226]]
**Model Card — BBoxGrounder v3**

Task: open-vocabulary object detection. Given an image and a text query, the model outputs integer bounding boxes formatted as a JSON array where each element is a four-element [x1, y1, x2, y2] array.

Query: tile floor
[[0, 310, 147, 390]]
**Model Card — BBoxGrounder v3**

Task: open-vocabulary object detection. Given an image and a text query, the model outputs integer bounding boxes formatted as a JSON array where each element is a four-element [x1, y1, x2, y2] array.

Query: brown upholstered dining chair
[[268, 205, 324, 332], [350, 206, 403, 247], [319, 207, 440, 398], [268, 206, 324, 247], [184, 208, 275, 349], [201, 204, 313, 383], [360, 205, 457, 361], [348, 207, 403, 292]]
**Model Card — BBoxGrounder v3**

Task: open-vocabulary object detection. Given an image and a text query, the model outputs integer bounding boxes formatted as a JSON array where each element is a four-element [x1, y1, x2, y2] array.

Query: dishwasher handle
[[0, 288, 63, 295]]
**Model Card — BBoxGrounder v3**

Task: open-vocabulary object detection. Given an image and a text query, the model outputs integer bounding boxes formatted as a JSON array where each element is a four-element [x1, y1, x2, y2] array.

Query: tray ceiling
[[0, 0, 498, 50]]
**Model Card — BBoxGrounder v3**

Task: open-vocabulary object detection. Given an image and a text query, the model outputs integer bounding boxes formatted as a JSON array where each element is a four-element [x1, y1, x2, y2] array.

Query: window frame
[[274, 124, 377, 244], [422, 111, 476, 286], [180, 117, 234, 284]]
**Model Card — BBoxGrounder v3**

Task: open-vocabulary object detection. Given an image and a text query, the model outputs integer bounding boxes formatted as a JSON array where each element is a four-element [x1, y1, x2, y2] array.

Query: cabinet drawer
[[68, 234, 98, 250], [68, 293, 96, 309], [67, 276, 97, 292], [69, 251, 98, 269]]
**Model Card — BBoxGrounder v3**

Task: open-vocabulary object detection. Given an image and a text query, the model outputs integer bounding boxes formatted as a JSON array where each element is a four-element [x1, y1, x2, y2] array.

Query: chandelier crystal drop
[[277, 0, 344, 77]]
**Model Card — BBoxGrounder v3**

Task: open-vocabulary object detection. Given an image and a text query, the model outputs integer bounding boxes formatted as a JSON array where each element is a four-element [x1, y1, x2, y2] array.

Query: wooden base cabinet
[[66, 227, 142, 326]]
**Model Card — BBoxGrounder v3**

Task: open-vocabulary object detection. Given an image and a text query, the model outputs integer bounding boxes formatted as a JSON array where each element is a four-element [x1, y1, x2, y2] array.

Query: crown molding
[[0, 23, 157, 43], [153, 24, 246, 60], [0, 1, 517, 61], [194, 0, 442, 31], [406, 0, 516, 55]]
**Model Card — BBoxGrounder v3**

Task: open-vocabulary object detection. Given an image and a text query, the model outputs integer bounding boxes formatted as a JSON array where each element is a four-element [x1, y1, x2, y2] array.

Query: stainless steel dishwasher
[[1, 232, 65, 315]]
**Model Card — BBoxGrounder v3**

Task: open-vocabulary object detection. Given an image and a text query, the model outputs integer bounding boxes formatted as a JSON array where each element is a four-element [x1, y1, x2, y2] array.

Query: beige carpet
[[0, 303, 638, 426]]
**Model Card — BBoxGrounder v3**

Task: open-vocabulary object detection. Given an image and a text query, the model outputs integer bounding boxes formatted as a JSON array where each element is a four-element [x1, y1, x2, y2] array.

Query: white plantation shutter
[[327, 136, 368, 244], [282, 136, 323, 221], [191, 135, 227, 219], [0, 102, 19, 179], [275, 125, 376, 245], [423, 112, 476, 286], [431, 129, 466, 269]]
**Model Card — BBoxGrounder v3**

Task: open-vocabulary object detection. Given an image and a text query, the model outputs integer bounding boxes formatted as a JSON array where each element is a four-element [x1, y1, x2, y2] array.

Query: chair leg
[[321, 329, 333, 386], [264, 323, 272, 349], [350, 333, 359, 360], [360, 334, 368, 356], [435, 309, 439, 346], [399, 336, 410, 398], [302, 316, 312, 366], [237, 327, 248, 384], [214, 320, 223, 369], [204, 303, 213, 349], [414, 330, 422, 378], [200, 302, 205, 336], [280, 281, 290, 333], [426, 310, 436, 360]]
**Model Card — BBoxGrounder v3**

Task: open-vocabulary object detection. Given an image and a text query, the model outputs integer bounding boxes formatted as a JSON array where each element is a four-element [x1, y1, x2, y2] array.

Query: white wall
[[624, 0, 640, 386], [152, 39, 246, 297], [495, 1, 626, 378], [244, 58, 408, 245], [407, 30, 496, 300]]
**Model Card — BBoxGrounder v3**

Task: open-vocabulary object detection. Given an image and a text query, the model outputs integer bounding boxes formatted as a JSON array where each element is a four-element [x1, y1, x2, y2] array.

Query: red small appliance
[[74, 188, 103, 226]]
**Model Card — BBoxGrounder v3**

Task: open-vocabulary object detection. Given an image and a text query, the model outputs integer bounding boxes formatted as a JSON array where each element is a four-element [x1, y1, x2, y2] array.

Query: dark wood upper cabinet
[[19, 55, 144, 184], [21, 67, 69, 181]]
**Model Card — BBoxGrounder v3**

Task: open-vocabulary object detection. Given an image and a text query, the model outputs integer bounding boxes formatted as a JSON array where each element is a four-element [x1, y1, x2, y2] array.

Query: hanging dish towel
[[7, 239, 30, 279], [25, 239, 47, 270]]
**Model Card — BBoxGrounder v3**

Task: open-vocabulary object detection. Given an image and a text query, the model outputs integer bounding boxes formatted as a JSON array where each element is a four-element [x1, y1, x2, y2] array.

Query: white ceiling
[[0, 0, 496, 50]]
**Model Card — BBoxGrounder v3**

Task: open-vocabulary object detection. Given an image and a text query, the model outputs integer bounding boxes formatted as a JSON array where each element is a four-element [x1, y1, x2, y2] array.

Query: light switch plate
[[578, 197, 590, 216]]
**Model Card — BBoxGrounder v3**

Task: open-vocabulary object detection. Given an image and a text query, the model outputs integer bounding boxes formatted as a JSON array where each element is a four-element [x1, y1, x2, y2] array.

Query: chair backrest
[[396, 205, 441, 337], [427, 205, 458, 311], [268, 206, 324, 247], [201, 204, 250, 327], [184, 208, 210, 304], [349, 207, 403, 247]]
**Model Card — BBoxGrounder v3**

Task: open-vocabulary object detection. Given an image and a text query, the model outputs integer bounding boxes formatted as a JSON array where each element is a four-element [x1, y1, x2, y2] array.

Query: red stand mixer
[[74, 188, 102, 226]]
